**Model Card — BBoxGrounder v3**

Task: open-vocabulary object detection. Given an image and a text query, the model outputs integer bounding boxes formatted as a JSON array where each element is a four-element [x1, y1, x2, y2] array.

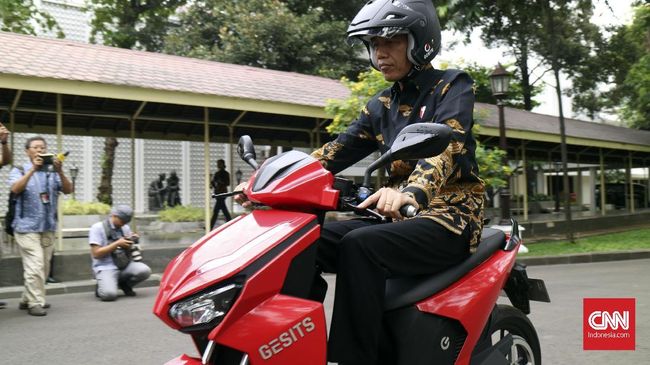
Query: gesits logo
[[583, 298, 635, 350]]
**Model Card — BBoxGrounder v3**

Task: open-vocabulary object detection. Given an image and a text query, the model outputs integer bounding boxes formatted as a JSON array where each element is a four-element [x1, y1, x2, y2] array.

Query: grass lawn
[[520, 228, 650, 256]]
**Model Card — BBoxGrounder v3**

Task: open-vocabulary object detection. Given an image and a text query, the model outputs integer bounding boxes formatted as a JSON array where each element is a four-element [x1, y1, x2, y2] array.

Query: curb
[[0, 274, 162, 300], [517, 249, 650, 266]]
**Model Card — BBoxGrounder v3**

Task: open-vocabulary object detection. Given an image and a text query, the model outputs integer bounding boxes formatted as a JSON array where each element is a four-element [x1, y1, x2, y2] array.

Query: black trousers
[[317, 218, 471, 365], [210, 197, 232, 229]]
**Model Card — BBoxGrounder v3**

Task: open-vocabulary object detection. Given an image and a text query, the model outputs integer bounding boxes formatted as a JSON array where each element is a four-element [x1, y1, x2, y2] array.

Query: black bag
[[4, 167, 24, 236], [102, 219, 132, 270]]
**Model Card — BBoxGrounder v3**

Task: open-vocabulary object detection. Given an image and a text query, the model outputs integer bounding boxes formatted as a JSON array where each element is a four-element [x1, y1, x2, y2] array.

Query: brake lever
[[344, 202, 388, 223], [212, 191, 244, 199]]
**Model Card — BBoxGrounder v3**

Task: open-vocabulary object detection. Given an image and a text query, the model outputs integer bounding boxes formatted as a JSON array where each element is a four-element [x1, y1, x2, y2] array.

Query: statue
[[166, 170, 181, 207], [148, 173, 167, 211]]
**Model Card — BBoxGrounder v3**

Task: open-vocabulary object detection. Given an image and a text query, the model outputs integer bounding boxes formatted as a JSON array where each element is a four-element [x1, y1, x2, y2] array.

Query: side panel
[[383, 307, 466, 365], [416, 249, 518, 365], [215, 294, 327, 365]]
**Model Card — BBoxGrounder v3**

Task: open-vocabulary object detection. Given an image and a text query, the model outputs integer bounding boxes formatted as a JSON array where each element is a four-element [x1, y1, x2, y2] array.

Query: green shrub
[[63, 200, 111, 215], [159, 205, 204, 222], [529, 194, 552, 202]]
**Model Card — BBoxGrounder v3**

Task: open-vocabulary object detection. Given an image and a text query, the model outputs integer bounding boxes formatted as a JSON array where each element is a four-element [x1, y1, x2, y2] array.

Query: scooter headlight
[[169, 283, 240, 329]]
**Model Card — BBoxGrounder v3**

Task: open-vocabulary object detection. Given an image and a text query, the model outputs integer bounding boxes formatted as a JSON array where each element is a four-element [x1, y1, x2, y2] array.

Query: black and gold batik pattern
[[312, 66, 485, 252]]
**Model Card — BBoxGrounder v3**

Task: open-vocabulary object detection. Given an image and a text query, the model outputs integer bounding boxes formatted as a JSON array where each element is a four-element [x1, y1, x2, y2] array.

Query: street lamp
[[235, 168, 243, 185], [489, 64, 512, 224], [69, 164, 79, 200]]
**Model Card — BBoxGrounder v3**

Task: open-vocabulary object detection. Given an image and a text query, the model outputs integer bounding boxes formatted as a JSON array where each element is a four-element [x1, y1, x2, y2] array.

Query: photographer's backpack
[[4, 166, 24, 236]]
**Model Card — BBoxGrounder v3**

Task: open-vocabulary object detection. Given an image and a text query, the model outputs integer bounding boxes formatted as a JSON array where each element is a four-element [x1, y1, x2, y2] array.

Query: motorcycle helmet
[[347, 0, 441, 71]]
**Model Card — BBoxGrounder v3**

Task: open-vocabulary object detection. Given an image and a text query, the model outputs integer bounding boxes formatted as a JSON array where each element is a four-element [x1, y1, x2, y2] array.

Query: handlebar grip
[[399, 204, 417, 218]]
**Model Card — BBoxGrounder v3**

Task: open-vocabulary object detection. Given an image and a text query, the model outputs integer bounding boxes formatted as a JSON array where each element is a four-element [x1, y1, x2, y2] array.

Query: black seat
[[384, 228, 506, 311]]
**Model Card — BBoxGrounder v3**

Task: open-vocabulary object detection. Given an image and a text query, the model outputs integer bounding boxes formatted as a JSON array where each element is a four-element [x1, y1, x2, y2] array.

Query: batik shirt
[[312, 66, 485, 251]]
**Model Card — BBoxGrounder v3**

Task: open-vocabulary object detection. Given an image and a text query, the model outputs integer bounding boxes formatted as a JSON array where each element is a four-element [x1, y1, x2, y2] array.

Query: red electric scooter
[[153, 123, 550, 365]]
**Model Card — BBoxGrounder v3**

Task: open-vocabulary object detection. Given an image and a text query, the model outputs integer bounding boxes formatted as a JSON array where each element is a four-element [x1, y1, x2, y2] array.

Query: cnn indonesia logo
[[583, 298, 635, 350]]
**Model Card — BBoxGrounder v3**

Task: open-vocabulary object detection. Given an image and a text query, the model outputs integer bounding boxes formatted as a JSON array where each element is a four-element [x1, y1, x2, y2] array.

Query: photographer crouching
[[89, 205, 151, 301]]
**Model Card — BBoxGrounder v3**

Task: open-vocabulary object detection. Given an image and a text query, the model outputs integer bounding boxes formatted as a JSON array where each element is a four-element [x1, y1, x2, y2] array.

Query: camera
[[38, 153, 55, 165], [127, 236, 143, 262]]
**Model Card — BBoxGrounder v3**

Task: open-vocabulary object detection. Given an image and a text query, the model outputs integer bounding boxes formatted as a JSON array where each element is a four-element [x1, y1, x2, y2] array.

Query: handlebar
[[399, 204, 417, 218]]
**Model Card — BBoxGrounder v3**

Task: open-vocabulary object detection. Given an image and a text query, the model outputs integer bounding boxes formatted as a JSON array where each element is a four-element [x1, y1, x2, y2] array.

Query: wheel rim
[[510, 335, 535, 365], [492, 331, 536, 365]]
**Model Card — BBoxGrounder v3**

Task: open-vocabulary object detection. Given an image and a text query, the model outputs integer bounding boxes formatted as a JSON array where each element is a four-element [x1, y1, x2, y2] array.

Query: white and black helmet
[[347, 0, 442, 70]]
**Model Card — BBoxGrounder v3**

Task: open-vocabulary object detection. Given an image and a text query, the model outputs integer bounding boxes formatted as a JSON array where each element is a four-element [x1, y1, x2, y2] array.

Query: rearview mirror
[[237, 135, 259, 170], [390, 123, 452, 161], [362, 123, 453, 187]]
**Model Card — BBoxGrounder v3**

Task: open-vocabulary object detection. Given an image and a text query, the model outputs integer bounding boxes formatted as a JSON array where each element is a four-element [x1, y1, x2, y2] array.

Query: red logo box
[[583, 298, 635, 350]]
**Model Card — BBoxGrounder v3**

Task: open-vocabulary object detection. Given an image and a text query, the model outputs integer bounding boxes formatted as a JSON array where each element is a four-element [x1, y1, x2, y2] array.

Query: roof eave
[[0, 73, 330, 119]]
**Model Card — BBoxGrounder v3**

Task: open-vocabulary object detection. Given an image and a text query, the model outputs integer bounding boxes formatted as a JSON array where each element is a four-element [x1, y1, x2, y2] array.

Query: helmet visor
[[347, 27, 408, 46]]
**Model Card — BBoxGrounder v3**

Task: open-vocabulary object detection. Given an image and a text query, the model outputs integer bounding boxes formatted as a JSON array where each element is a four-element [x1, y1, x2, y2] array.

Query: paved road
[[1, 259, 648, 364]]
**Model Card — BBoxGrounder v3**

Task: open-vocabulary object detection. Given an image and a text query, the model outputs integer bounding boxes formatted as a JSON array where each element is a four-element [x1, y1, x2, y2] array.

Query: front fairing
[[153, 209, 318, 329]]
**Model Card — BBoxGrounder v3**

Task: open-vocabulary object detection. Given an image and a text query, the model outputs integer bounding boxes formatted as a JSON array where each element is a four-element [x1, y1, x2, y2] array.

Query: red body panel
[[216, 294, 327, 364], [245, 157, 339, 211], [153, 209, 319, 329], [416, 245, 519, 365]]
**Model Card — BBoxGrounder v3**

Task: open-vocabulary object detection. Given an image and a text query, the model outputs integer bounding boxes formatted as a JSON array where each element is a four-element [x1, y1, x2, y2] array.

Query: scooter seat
[[384, 228, 506, 311]]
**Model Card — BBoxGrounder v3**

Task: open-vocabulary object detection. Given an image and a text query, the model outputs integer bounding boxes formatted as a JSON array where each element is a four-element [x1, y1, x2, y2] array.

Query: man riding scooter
[[236, 1, 485, 364]]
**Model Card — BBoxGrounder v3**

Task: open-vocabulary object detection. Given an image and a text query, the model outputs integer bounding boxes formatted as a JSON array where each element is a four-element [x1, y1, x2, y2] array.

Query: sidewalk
[[2, 250, 650, 300], [0, 274, 163, 300]]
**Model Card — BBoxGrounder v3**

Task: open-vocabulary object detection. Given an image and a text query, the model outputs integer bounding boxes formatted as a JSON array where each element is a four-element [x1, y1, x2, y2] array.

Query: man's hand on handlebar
[[233, 182, 253, 209], [357, 187, 419, 220]]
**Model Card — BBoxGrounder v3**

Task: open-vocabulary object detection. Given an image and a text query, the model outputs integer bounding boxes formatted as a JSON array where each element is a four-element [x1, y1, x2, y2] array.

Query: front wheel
[[488, 304, 542, 365]]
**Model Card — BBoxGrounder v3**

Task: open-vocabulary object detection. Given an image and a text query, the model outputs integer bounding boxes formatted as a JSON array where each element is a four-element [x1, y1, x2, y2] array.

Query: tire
[[488, 304, 542, 365]]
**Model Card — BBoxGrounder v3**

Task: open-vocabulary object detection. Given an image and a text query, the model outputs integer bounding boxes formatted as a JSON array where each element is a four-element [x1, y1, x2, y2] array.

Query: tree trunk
[[97, 137, 119, 205], [517, 41, 534, 111]]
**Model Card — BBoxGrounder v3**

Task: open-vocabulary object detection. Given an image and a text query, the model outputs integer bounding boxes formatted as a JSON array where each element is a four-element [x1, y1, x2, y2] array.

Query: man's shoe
[[0, 301, 6, 309], [46, 277, 60, 284], [20, 302, 51, 310], [119, 283, 136, 297], [28, 304, 47, 316]]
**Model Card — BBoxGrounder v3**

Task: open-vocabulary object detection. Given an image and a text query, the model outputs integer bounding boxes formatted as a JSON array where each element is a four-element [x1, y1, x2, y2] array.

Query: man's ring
[[385, 202, 392, 206]]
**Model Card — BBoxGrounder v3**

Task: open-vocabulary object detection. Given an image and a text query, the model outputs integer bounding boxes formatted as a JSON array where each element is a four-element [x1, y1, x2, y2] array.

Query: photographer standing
[[88, 205, 151, 301], [8, 136, 73, 316]]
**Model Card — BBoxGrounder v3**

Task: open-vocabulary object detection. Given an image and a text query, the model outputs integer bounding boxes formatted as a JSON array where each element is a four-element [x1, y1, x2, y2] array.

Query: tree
[[0, 0, 63, 37], [436, 1, 544, 111], [284, 0, 367, 21], [96, 137, 118, 205], [164, 0, 365, 78], [571, 3, 649, 128], [325, 69, 510, 191], [440, 61, 542, 109], [87, 0, 186, 205], [87, 0, 186, 51], [529, 0, 602, 242]]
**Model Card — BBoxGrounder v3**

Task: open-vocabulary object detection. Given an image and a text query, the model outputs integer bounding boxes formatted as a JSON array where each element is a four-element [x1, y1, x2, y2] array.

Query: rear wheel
[[489, 304, 541, 365]]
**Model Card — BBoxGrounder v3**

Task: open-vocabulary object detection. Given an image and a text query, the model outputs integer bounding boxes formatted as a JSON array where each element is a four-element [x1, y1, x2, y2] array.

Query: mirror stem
[[363, 152, 391, 187]]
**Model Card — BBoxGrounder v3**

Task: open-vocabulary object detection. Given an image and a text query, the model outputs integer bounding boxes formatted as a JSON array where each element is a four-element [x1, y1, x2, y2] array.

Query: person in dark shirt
[[210, 159, 231, 228], [310, 1, 485, 364]]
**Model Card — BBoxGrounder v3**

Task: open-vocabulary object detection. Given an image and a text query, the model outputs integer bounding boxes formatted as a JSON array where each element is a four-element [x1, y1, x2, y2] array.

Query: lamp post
[[489, 64, 512, 225], [235, 168, 243, 185], [69, 164, 79, 200]]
